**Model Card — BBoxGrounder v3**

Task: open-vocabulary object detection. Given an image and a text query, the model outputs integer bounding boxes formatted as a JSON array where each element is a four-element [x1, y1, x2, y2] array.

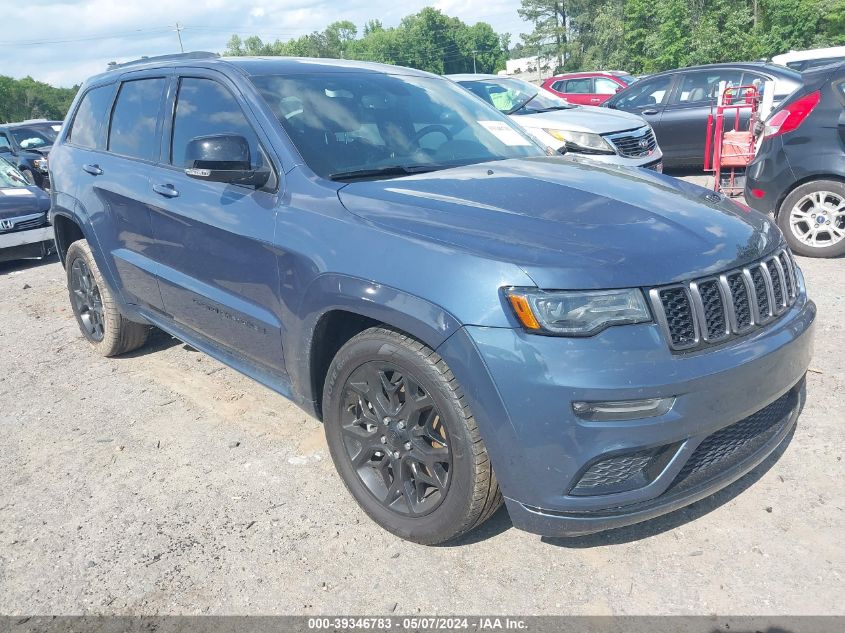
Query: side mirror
[[615, 86, 623, 93], [184, 134, 270, 188], [0, 146, 11, 154]]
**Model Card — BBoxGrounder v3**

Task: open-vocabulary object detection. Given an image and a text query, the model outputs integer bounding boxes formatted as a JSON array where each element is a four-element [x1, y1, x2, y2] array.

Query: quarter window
[[170, 77, 260, 168], [68, 85, 114, 149], [108, 78, 166, 161]]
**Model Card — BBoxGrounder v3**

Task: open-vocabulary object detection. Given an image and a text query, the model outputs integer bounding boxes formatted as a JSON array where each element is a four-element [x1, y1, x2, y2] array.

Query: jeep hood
[[337, 157, 781, 289]]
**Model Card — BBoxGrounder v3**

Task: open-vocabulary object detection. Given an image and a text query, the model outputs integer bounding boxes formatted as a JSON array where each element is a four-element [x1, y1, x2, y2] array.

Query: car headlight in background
[[542, 129, 615, 155], [33, 158, 48, 172], [505, 288, 652, 336]]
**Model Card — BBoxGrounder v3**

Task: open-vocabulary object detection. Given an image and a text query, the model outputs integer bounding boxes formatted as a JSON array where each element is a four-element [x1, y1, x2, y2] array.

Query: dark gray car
[[605, 62, 802, 167]]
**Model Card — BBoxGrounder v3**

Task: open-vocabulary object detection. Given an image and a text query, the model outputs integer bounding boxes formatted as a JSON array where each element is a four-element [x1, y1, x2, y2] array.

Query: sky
[[0, 0, 530, 87]]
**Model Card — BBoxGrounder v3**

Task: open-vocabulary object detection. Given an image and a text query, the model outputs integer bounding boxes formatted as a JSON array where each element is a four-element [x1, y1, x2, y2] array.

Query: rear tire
[[322, 327, 502, 544], [65, 239, 149, 357], [777, 180, 845, 258]]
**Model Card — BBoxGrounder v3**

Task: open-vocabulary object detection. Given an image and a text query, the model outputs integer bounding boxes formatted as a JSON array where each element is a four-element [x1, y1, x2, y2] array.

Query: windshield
[[251, 72, 544, 179], [0, 157, 28, 188], [9, 124, 57, 150], [458, 77, 574, 115]]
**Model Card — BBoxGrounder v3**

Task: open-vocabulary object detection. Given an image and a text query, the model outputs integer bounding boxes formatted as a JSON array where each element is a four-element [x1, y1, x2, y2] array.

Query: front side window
[[108, 78, 166, 161], [595, 77, 620, 95], [170, 77, 261, 168], [68, 85, 114, 149], [612, 75, 673, 109], [251, 72, 544, 180]]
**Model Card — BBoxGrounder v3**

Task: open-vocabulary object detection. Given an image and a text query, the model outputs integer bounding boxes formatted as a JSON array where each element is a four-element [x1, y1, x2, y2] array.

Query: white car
[[448, 74, 663, 171], [772, 46, 845, 72]]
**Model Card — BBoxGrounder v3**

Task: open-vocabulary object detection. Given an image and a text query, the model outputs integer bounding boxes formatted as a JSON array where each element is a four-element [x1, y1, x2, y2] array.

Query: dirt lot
[[1, 219, 843, 615]]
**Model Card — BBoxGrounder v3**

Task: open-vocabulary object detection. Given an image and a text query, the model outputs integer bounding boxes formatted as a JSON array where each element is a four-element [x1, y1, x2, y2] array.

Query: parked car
[[604, 63, 803, 167], [772, 46, 845, 72], [49, 53, 814, 544], [449, 74, 662, 170], [0, 120, 62, 189], [0, 156, 54, 263], [542, 71, 636, 105], [745, 62, 845, 258]]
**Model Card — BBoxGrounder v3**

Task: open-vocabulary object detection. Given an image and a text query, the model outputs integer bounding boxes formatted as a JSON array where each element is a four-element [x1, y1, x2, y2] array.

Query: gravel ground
[[1, 197, 843, 615]]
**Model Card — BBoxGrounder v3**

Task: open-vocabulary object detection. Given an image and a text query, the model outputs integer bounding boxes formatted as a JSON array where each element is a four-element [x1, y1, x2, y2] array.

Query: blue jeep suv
[[48, 53, 816, 544]]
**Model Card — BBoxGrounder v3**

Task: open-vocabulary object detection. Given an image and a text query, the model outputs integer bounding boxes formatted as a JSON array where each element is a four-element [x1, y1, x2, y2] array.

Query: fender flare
[[287, 273, 464, 408]]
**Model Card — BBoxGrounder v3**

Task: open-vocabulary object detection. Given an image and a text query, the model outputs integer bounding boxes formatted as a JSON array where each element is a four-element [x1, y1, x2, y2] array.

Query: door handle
[[590, 98, 601, 102], [153, 183, 179, 198], [82, 164, 103, 176], [641, 109, 659, 116]]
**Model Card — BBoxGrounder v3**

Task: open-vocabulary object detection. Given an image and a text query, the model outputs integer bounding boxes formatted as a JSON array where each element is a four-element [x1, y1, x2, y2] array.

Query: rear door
[[658, 68, 743, 165], [145, 70, 286, 373], [63, 73, 168, 311]]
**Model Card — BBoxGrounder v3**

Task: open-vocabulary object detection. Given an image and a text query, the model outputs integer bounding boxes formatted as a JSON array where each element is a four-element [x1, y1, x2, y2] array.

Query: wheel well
[[774, 174, 845, 217], [52, 215, 85, 267], [310, 310, 382, 420]]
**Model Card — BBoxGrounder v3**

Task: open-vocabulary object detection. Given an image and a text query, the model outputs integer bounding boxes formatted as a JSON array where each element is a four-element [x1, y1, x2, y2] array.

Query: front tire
[[322, 327, 502, 544], [777, 180, 845, 258], [66, 239, 149, 356]]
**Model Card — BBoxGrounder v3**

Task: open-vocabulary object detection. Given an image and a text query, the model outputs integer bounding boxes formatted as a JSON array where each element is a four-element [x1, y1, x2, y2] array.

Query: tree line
[[225, 8, 508, 75], [0, 75, 77, 123], [515, 0, 845, 74]]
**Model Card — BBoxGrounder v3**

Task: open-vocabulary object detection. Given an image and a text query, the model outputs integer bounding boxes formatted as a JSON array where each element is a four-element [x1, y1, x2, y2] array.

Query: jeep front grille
[[649, 248, 799, 352]]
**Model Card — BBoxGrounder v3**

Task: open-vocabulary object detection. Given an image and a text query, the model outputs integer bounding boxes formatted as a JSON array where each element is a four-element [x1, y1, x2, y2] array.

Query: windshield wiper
[[506, 93, 538, 115], [535, 105, 574, 112], [329, 164, 447, 182]]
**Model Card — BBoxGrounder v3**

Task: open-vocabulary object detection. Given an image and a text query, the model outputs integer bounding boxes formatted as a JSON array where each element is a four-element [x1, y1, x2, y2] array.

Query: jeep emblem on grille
[[0, 219, 14, 230]]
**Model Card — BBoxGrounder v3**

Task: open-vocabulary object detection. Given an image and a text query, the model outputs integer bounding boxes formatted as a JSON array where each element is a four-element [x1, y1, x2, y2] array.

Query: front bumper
[[437, 278, 815, 537], [0, 225, 54, 262]]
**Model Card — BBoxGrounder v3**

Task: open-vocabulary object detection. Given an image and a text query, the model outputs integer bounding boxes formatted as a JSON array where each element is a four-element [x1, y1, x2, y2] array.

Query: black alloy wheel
[[70, 257, 105, 342], [341, 361, 452, 517]]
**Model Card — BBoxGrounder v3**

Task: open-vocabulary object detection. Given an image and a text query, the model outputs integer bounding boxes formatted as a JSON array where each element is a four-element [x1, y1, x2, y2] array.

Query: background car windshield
[[0, 157, 28, 188], [461, 77, 574, 114], [251, 72, 544, 178], [10, 126, 55, 149]]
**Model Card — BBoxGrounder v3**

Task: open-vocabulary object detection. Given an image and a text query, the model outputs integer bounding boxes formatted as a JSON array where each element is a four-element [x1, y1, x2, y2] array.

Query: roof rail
[[106, 51, 219, 71]]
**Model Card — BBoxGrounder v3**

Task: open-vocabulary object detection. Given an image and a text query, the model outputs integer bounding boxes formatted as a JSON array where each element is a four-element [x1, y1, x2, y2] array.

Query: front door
[[146, 72, 286, 373]]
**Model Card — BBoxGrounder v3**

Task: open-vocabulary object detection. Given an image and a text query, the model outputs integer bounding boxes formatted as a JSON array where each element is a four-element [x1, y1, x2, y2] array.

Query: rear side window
[[170, 77, 260, 168], [68, 85, 114, 149], [565, 78, 592, 93], [674, 70, 742, 104], [108, 78, 166, 161]]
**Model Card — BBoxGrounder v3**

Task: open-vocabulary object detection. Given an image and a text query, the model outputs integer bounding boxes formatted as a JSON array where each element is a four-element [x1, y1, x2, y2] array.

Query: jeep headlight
[[542, 129, 615, 155], [505, 288, 651, 336]]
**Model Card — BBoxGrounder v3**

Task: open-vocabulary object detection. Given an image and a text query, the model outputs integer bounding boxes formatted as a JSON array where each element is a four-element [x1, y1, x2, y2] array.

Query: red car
[[542, 71, 636, 106]]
